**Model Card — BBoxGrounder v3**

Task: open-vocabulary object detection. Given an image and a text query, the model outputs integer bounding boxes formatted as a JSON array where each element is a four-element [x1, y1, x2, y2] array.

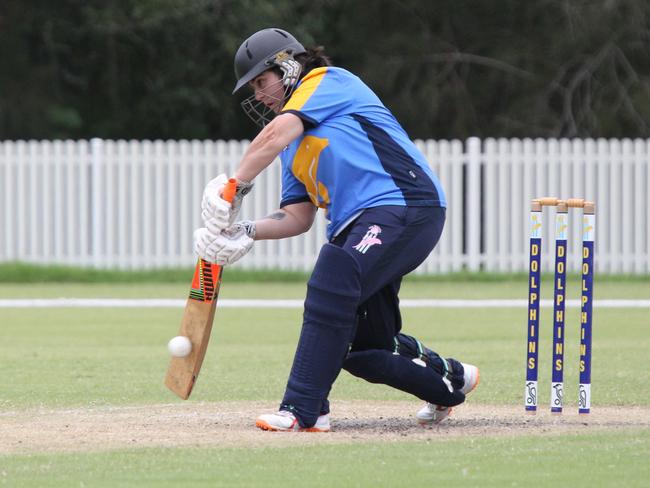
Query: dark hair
[[295, 46, 333, 75]]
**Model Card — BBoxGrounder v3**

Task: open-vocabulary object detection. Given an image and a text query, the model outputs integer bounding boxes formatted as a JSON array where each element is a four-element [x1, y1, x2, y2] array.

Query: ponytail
[[295, 46, 333, 78]]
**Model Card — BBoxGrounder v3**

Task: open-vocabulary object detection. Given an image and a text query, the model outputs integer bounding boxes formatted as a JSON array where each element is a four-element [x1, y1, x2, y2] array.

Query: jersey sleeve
[[282, 68, 352, 128], [280, 164, 311, 208]]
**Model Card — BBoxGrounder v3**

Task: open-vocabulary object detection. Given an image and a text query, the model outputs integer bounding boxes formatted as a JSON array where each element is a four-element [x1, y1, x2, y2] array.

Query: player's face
[[249, 71, 285, 113]]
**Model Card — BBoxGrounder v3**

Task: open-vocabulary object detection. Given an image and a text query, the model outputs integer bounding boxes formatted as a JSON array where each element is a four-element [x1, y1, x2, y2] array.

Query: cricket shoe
[[416, 404, 452, 426], [460, 363, 480, 395], [255, 410, 330, 432], [415, 363, 479, 426]]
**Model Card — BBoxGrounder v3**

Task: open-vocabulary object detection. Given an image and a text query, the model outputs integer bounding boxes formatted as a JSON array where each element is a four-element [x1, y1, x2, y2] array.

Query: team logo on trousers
[[353, 225, 382, 254]]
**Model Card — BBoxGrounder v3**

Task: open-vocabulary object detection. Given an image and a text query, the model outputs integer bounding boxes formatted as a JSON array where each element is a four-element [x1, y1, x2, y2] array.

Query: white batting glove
[[193, 222, 255, 266], [201, 174, 254, 233], [201, 174, 230, 233]]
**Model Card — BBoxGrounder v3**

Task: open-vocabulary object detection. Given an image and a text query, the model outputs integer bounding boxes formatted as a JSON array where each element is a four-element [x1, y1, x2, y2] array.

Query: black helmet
[[232, 28, 306, 94]]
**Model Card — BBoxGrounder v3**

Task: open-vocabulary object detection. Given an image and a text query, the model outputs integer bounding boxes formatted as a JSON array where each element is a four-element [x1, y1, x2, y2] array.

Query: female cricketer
[[194, 28, 479, 431]]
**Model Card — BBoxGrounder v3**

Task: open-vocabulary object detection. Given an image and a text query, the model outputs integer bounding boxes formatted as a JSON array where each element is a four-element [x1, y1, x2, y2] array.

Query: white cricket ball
[[168, 336, 192, 358]]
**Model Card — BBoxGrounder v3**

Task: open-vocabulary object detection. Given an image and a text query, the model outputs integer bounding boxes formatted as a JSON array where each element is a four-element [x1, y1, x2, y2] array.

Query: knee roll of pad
[[305, 244, 362, 329], [394, 334, 464, 390], [394, 334, 444, 373]]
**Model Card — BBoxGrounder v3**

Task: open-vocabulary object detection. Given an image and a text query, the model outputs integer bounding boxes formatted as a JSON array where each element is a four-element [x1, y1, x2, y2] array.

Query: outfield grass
[[1, 280, 649, 486], [1, 272, 649, 299], [4, 431, 650, 488], [1, 303, 648, 409]]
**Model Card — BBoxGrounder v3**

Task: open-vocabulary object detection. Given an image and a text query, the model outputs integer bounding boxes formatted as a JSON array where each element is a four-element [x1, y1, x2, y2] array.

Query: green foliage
[[1, 0, 648, 140]]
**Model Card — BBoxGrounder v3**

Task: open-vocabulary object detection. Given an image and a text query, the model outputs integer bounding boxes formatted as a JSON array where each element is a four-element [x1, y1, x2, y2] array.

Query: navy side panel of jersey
[[351, 114, 441, 206]]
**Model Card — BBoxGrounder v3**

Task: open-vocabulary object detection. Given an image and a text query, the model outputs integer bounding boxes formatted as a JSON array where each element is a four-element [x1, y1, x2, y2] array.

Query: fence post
[[466, 137, 481, 271], [90, 138, 103, 268]]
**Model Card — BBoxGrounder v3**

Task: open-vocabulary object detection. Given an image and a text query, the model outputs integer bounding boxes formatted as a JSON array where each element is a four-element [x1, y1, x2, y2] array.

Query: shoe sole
[[255, 419, 330, 432]]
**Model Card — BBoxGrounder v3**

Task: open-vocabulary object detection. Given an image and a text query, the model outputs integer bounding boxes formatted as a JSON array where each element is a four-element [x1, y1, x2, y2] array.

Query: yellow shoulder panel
[[282, 67, 328, 112]]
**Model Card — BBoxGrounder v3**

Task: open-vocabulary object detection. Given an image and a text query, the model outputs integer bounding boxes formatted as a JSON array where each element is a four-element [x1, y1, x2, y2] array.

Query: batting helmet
[[232, 28, 306, 94]]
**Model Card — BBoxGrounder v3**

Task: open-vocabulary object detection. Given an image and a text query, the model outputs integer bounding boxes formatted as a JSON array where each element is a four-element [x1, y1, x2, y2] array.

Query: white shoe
[[460, 363, 480, 395], [255, 410, 331, 432], [415, 363, 479, 425], [416, 404, 452, 425]]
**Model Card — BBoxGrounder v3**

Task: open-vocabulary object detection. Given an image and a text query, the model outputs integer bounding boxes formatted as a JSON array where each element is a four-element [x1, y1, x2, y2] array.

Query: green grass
[[1, 272, 649, 299], [0, 261, 311, 283], [0, 305, 648, 409], [4, 431, 649, 487], [0, 281, 649, 486], [2, 261, 650, 284]]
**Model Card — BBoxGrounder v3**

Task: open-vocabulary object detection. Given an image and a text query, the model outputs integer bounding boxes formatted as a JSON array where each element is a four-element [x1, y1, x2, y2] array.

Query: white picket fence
[[1, 138, 648, 273]]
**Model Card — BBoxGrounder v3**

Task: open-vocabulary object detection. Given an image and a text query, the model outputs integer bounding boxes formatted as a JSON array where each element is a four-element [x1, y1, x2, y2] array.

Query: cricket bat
[[164, 178, 237, 399]]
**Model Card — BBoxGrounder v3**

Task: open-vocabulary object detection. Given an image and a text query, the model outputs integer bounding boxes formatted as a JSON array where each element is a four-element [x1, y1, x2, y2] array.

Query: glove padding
[[193, 222, 255, 266], [201, 174, 254, 234]]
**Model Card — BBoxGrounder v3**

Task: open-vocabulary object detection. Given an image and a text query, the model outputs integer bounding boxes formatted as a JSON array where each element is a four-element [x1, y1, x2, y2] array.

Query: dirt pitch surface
[[2, 401, 649, 455]]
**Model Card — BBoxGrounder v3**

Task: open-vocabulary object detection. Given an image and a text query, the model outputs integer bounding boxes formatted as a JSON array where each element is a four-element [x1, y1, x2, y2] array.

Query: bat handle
[[222, 178, 238, 204]]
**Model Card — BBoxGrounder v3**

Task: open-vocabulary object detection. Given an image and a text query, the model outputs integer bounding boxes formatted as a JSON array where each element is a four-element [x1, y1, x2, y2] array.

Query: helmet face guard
[[239, 53, 302, 128], [233, 28, 305, 127], [239, 73, 295, 127]]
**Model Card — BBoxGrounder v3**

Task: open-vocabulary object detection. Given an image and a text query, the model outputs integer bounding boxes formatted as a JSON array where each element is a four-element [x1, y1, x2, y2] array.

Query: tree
[[1, 0, 648, 140]]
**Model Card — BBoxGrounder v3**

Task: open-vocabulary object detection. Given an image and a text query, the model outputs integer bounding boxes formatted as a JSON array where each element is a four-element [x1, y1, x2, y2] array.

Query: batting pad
[[282, 244, 362, 427]]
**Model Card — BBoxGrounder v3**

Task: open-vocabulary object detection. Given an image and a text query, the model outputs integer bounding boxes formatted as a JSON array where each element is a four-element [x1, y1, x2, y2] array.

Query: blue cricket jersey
[[279, 66, 446, 239]]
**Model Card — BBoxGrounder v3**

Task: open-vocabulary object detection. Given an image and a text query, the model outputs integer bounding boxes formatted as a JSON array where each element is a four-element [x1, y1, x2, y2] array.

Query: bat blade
[[164, 177, 237, 399], [165, 259, 223, 399]]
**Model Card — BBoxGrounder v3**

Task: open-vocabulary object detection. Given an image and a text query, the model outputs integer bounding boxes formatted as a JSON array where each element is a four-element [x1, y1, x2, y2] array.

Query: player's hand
[[193, 222, 255, 265], [201, 174, 230, 233], [229, 180, 254, 225], [201, 174, 254, 233]]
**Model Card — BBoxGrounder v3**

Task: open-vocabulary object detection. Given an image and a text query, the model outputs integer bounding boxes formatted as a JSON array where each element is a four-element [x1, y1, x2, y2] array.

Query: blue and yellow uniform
[[231, 28, 477, 431], [279, 67, 446, 238], [275, 67, 466, 428]]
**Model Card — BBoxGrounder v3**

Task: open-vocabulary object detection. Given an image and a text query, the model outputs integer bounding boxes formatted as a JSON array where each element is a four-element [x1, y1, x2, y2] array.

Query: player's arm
[[234, 112, 304, 183], [194, 201, 316, 265], [201, 113, 304, 233], [253, 201, 317, 240]]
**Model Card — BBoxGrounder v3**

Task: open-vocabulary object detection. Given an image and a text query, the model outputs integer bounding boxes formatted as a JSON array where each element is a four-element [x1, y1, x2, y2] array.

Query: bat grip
[[222, 178, 238, 204]]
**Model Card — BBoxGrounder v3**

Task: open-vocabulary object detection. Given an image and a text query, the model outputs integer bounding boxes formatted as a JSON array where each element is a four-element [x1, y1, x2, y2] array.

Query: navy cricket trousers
[[281, 205, 464, 427]]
